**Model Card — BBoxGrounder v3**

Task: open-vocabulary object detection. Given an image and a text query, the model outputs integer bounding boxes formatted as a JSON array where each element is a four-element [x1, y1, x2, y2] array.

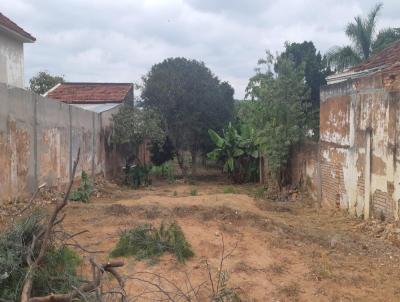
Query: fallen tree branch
[[29, 260, 125, 302], [21, 149, 81, 302], [19, 183, 47, 215]]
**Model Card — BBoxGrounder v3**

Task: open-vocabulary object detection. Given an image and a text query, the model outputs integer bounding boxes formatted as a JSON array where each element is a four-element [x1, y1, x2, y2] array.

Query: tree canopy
[[141, 57, 235, 176], [240, 51, 311, 184], [29, 71, 65, 95], [327, 3, 400, 71], [277, 41, 330, 110], [111, 105, 165, 164]]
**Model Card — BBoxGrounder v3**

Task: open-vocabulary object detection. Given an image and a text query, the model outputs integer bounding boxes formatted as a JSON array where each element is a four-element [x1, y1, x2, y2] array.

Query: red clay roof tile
[[0, 12, 35, 42], [46, 82, 133, 104], [351, 41, 400, 72]]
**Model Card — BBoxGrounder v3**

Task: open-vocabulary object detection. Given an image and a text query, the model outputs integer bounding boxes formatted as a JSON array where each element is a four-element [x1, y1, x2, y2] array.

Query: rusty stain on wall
[[0, 83, 123, 202], [318, 67, 400, 219]]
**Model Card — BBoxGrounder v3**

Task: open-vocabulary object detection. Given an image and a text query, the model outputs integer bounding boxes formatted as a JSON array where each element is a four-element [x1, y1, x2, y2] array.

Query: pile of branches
[[0, 149, 126, 302], [1, 148, 243, 302]]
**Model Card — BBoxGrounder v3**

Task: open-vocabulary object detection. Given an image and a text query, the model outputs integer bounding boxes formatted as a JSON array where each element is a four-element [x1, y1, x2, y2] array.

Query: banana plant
[[208, 123, 259, 182]]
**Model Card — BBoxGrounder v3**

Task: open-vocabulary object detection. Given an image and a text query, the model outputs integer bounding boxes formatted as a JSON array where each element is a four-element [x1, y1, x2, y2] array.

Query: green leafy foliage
[[111, 222, 194, 263], [141, 57, 235, 176], [151, 161, 175, 183], [69, 170, 93, 202], [277, 41, 330, 138], [29, 71, 64, 95], [372, 28, 400, 54], [0, 212, 81, 301], [326, 3, 400, 71], [243, 52, 310, 184], [150, 136, 175, 166], [124, 163, 152, 188], [208, 123, 259, 183], [112, 104, 165, 170], [33, 247, 81, 297]]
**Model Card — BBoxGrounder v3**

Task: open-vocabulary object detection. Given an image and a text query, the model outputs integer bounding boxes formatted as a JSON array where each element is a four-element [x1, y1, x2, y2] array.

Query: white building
[[0, 12, 35, 88]]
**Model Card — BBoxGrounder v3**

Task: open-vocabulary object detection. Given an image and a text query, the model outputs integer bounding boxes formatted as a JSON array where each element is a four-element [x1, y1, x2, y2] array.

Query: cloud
[[2, 0, 400, 98]]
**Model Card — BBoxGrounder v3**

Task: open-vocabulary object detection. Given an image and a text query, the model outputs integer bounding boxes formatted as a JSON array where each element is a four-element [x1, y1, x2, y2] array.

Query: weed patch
[[70, 171, 93, 202], [223, 186, 236, 194], [190, 188, 198, 196], [111, 222, 194, 263]]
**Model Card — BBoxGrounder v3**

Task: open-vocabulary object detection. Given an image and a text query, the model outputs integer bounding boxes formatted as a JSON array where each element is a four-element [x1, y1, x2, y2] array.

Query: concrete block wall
[[0, 83, 120, 201]]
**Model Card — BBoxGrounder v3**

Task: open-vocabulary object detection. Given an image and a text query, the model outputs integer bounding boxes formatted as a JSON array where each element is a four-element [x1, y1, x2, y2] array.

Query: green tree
[[111, 105, 165, 165], [141, 58, 234, 177], [372, 28, 400, 54], [29, 71, 65, 95], [327, 3, 385, 71], [243, 52, 310, 186], [278, 41, 330, 110]]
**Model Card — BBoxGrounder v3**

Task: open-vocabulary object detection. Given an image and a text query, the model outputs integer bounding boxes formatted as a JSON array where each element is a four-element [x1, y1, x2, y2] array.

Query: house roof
[[351, 41, 400, 72], [326, 41, 400, 85], [45, 82, 133, 104], [0, 12, 36, 42]]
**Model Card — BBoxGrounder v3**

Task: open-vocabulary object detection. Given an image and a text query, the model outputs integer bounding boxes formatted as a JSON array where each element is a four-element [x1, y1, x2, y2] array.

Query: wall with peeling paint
[[0, 83, 119, 201], [320, 70, 400, 220], [289, 141, 319, 200], [0, 33, 24, 88]]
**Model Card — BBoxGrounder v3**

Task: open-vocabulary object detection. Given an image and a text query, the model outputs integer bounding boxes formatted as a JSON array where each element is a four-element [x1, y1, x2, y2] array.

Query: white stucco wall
[[0, 31, 24, 88]]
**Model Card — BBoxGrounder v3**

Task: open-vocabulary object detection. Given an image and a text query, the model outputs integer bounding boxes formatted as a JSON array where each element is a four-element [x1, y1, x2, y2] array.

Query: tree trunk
[[191, 150, 197, 176], [201, 153, 207, 168], [176, 151, 188, 178]]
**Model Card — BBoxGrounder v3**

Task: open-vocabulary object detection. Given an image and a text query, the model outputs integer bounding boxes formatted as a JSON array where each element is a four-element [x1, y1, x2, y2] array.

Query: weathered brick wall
[[319, 70, 400, 219], [289, 141, 319, 199], [0, 83, 120, 202]]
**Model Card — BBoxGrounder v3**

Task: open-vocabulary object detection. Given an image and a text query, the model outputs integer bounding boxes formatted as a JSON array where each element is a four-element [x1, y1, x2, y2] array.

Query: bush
[[151, 162, 175, 183], [70, 170, 93, 202], [124, 163, 152, 188], [190, 188, 198, 196], [150, 137, 175, 166], [0, 212, 81, 301], [32, 246, 81, 297], [111, 222, 194, 263]]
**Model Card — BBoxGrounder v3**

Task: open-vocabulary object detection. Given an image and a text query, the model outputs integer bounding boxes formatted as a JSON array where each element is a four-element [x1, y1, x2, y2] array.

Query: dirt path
[[61, 179, 400, 301]]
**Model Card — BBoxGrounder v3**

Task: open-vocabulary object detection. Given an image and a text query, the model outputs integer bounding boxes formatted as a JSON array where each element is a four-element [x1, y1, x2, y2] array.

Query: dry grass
[[268, 262, 286, 275], [278, 282, 301, 300]]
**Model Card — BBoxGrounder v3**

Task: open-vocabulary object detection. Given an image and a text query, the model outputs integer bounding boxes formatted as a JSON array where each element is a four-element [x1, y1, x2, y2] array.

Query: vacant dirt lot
[[53, 176, 400, 301]]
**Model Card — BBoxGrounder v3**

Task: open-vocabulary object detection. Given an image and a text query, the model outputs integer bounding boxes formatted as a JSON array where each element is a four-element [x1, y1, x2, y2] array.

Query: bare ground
[[45, 177, 400, 301]]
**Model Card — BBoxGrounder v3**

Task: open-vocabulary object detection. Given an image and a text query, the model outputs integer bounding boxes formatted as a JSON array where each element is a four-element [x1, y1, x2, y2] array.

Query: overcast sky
[[2, 0, 400, 98]]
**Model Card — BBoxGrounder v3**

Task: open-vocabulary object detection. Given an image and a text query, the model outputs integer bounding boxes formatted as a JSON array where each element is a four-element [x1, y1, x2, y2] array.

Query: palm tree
[[327, 3, 382, 71]]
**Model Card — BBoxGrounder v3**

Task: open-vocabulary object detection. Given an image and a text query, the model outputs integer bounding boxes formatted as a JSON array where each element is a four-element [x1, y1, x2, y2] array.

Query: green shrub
[[223, 186, 236, 194], [70, 170, 93, 202], [151, 162, 175, 183], [111, 222, 194, 263], [124, 163, 152, 188], [33, 247, 81, 297], [190, 188, 198, 196], [0, 213, 81, 301]]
